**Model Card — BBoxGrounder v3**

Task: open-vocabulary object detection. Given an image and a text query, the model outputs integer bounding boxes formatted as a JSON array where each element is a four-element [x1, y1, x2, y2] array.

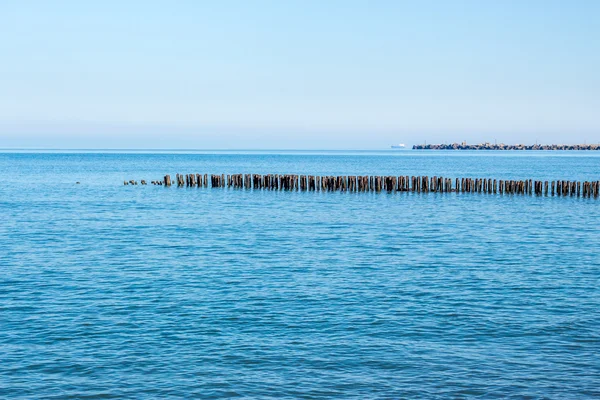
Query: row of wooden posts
[[126, 173, 600, 198]]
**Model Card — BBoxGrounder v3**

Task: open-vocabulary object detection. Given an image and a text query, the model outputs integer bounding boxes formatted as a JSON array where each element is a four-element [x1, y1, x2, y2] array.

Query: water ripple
[[1, 152, 599, 398]]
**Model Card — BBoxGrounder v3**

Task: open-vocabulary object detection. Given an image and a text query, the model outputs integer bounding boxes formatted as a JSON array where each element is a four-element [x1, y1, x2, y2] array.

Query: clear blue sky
[[1, 0, 598, 149]]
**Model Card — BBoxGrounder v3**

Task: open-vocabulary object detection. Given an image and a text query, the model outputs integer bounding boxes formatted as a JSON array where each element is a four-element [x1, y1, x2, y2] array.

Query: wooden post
[[151, 172, 598, 200]]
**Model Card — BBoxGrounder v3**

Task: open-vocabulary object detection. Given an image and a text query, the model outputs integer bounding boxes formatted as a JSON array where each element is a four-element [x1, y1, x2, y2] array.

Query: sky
[[0, 0, 599, 149]]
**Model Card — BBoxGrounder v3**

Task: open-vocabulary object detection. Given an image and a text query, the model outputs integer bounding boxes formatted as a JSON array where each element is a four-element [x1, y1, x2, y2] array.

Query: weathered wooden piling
[[138, 173, 598, 200]]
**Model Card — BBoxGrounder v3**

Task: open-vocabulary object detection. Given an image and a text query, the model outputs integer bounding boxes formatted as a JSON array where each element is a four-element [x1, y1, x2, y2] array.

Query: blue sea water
[[1, 150, 599, 399]]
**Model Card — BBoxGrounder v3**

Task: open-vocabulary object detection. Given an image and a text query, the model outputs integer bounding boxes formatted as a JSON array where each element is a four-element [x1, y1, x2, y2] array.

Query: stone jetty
[[413, 142, 600, 150], [123, 173, 600, 199]]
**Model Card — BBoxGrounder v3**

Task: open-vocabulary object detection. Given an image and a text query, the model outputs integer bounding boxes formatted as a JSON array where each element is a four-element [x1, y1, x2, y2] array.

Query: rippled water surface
[[1, 151, 599, 398]]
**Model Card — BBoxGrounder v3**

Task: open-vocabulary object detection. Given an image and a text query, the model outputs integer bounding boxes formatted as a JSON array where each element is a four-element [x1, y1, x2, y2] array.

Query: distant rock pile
[[413, 143, 600, 150]]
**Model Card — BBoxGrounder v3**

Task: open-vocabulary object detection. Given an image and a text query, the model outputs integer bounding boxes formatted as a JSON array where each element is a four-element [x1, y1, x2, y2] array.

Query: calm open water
[[1, 150, 599, 399]]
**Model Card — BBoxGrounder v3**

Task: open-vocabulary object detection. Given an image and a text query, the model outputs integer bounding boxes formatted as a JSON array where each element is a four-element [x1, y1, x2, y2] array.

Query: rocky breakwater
[[413, 143, 600, 150]]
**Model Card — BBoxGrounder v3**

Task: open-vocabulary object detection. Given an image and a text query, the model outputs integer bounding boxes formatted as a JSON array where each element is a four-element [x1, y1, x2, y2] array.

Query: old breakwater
[[413, 143, 600, 150], [123, 173, 600, 198]]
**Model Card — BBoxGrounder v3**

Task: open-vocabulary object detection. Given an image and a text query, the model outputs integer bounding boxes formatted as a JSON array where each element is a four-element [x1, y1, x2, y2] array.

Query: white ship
[[390, 143, 406, 149]]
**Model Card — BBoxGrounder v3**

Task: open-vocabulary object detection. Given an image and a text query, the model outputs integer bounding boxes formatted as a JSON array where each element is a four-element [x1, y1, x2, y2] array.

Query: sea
[[1, 150, 599, 399]]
